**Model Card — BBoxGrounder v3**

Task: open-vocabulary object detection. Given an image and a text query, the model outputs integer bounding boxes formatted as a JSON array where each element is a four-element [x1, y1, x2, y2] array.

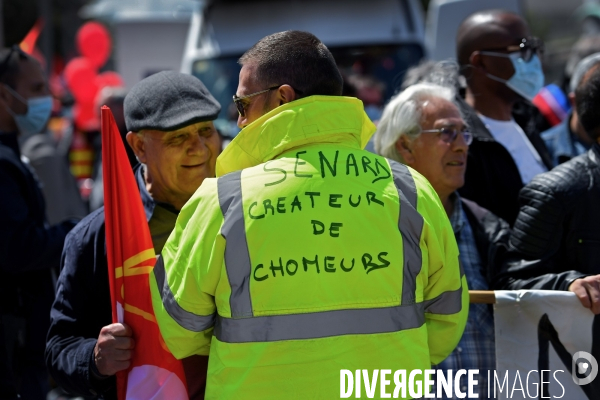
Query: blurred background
[[4, 0, 599, 192]]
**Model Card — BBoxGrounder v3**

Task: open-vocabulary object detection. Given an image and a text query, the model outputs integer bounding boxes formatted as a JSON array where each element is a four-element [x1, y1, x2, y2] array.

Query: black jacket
[[45, 166, 156, 399], [457, 97, 554, 226], [0, 133, 75, 398], [492, 143, 600, 291]]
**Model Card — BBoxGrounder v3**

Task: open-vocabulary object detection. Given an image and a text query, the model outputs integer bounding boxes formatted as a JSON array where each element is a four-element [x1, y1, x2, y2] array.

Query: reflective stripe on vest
[[217, 170, 254, 318], [388, 161, 424, 305], [215, 303, 425, 343], [154, 256, 215, 332], [155, 161, 434, 340]]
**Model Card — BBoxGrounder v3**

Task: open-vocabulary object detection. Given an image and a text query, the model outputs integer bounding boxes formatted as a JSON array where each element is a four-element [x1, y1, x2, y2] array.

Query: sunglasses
[[233, 86, 280, 118], [479, 37, 544, 62], [233, 85, 304, 118], [420, 127, 473, 145]]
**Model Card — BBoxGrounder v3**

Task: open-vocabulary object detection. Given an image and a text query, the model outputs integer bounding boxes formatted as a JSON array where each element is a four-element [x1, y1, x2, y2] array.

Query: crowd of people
[[1, 7, 600, 400]]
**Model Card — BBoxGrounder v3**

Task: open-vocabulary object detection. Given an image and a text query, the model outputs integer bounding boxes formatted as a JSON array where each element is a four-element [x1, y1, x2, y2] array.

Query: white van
[[181, 0, 427, 136]]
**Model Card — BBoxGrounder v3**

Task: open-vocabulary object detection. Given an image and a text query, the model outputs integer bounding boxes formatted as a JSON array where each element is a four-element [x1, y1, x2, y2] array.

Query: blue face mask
[[483, 53, 545, 101], [4, 84, 53, 134]]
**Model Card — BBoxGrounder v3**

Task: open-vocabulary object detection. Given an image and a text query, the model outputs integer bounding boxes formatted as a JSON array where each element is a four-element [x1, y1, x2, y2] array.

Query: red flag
[[101, 106, 188, 399], [20, 19, 43, 54]]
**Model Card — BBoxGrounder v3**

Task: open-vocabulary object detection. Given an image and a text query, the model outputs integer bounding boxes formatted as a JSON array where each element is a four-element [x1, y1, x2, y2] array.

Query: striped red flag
[[101, 106, 188, 399]]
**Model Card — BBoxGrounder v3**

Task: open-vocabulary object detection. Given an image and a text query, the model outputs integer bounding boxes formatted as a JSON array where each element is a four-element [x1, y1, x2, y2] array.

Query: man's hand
[[94, 323, 135, 376], [568, 275, 600, 314]]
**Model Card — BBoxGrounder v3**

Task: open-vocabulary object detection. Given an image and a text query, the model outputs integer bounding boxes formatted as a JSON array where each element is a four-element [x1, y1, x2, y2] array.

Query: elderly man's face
[[398, 97, 468, 200], [127, 121, 220, 210]]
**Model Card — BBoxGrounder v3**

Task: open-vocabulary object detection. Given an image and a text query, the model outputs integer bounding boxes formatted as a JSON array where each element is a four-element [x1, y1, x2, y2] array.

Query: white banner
[[494, 290, 599, 400]]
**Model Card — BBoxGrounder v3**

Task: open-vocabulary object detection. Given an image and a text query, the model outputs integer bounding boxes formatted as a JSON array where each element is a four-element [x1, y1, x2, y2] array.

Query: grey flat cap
[[124, 71, 221, 132]]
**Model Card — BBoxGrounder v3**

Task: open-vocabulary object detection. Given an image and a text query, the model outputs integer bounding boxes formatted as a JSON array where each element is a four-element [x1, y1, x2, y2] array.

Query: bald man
[[455, 10, 553, 225]]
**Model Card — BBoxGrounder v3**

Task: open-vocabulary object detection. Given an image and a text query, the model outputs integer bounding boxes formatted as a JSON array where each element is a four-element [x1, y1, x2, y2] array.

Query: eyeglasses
[[479, 37, 544, 62], [420, 127, 473, 145], [233, 86, 280, 118]]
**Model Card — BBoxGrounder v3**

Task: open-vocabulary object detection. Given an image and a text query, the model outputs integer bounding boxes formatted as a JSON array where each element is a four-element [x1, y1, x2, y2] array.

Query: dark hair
[[0, 46, 29, 89], [575, 64, 600, 140], [239, 30, 343, 97]]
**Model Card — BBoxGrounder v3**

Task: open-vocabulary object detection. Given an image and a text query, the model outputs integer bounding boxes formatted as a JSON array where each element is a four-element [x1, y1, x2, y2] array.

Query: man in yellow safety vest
[[151, 30, 468, 399]]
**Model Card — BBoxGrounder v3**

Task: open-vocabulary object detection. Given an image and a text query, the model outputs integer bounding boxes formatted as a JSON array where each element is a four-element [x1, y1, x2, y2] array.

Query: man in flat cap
[[45, 71, 220, 399]]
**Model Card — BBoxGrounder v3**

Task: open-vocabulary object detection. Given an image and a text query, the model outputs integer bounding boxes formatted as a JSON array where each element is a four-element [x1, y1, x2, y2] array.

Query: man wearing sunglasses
[[151, 31, 467, 398], [0, 46, 78, 399], [455, 10, 553, 226]]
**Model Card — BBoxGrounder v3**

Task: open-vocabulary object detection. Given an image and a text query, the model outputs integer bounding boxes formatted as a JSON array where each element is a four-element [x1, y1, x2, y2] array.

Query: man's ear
[[126, 132, 146, 164], [277, 84, 298, 105], [395, 135, 416, 165], [469, 52, 486, 72]]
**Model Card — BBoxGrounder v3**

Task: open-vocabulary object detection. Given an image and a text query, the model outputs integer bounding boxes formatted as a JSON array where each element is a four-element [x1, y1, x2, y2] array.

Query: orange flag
[[101, 106, 188, 399]]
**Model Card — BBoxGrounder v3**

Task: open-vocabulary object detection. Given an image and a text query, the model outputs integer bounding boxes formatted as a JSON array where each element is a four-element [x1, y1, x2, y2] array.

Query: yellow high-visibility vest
[[151, 96, 468, 399]]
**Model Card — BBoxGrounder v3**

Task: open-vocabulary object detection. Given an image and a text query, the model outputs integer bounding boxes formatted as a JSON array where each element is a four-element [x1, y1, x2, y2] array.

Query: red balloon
[[74, 101, 99, 131], [77, 22, 111, 69], [95, 71, 124, 90], [64, 57, 99, 103]]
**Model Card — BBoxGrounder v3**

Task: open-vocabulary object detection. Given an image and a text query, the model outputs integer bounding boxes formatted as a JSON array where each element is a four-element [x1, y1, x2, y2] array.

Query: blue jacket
[[45, 166, 154, 399], [541, 112, 589, 166]]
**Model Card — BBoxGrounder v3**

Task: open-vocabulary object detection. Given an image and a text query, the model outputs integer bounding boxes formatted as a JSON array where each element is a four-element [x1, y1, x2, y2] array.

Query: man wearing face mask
[[455, 10, 553, 226], [0, 46, 78, 399]]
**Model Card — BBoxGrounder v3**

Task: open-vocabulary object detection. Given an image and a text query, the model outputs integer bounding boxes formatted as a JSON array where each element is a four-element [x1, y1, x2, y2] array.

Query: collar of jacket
[[134, 163, 155, 221], [216, 96, 376, 176]]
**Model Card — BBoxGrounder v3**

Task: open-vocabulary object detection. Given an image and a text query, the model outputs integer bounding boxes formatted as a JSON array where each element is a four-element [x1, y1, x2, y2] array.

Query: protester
[[455, 10, 553, 225], [45, 71, 221, 399], [494, 63, 600, 315], [374, 82, 510, 398], [150, 30, 467, 399], [0, 45, 78, 400], [541, 53, 600, 165]]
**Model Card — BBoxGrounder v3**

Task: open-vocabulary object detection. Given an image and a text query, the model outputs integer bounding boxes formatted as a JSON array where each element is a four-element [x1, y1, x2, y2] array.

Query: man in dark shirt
[[45, 71, 221, 399], [0, 46, 77, 399], [455, 10, 553, 225]]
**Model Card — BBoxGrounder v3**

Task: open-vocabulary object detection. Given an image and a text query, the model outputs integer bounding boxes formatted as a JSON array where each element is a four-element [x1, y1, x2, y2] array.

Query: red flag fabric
[[20, 18, 43, 54], [101, 106, 188, 399]]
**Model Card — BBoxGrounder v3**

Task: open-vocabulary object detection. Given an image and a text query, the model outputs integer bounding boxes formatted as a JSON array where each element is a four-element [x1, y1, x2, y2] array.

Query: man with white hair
[[375, 83, 510, 398]]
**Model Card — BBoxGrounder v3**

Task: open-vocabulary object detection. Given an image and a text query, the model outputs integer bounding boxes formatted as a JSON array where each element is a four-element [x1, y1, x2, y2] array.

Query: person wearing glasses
[[374, 82, 510, 399], [151, 31, 467, 399], [455, 10, 554, 226], [0, 46, 79, 399]]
